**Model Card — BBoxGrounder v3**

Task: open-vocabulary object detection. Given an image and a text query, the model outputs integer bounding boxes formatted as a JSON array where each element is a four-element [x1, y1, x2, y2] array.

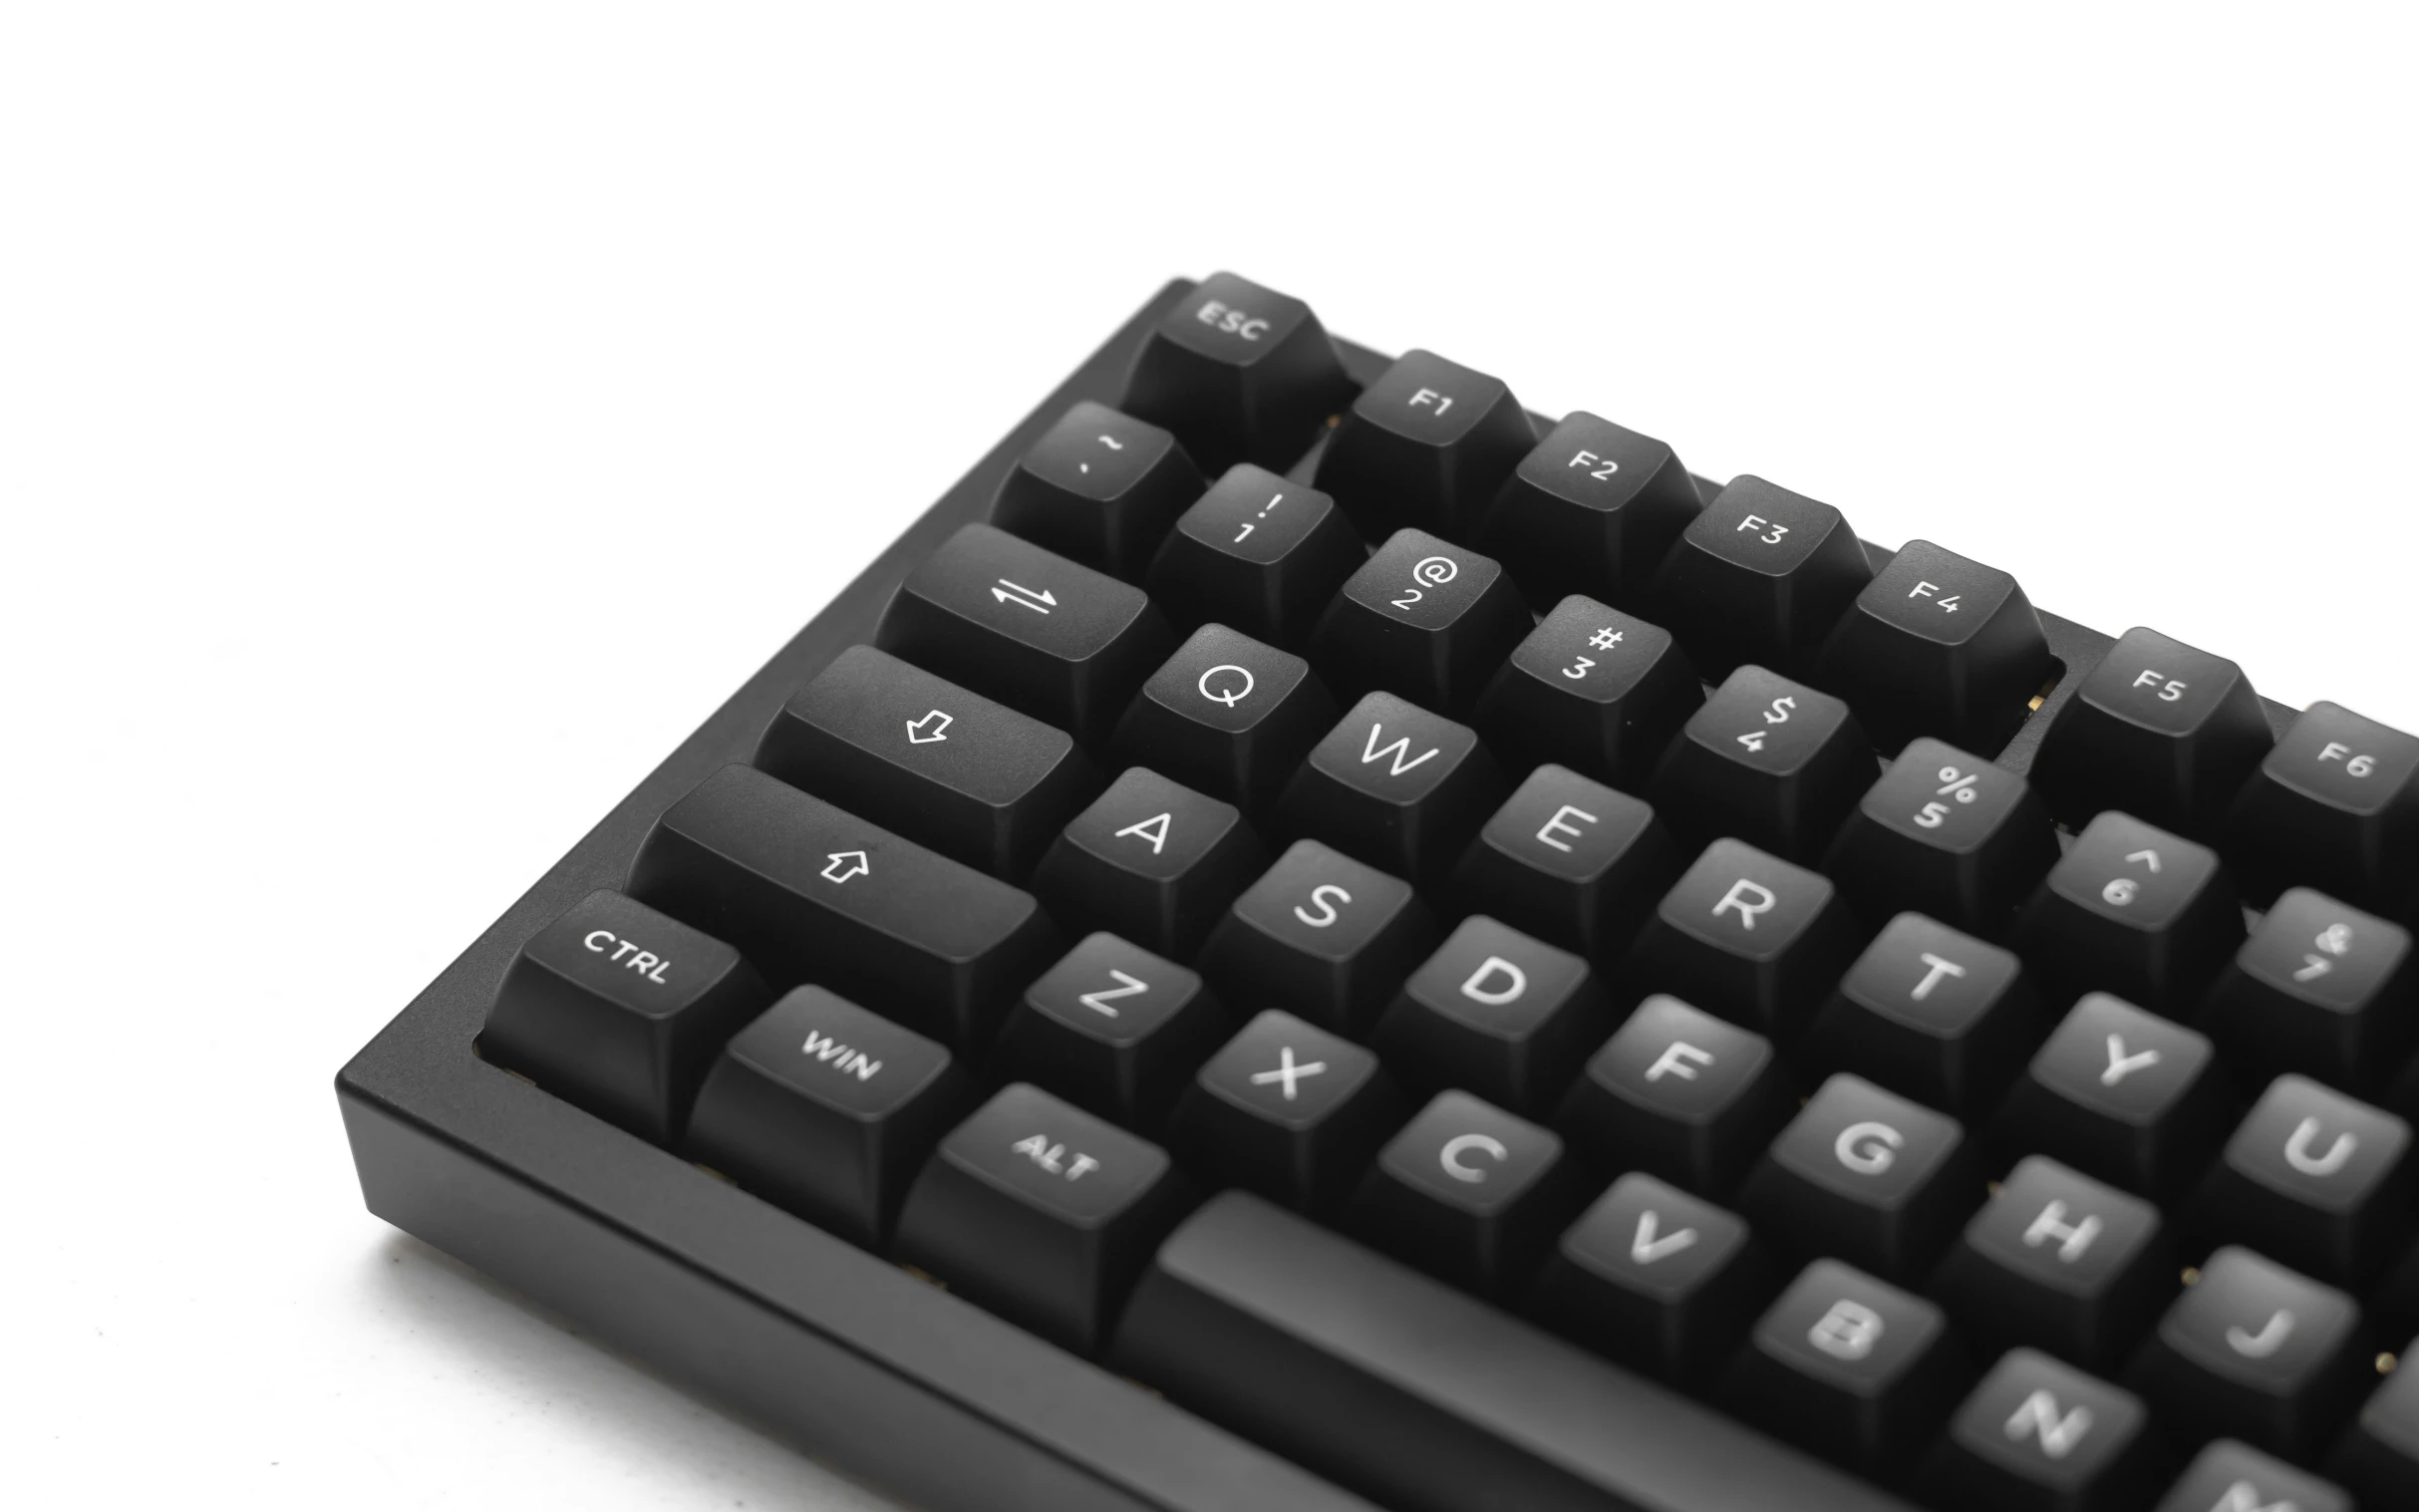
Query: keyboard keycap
[[1370, 916, 1611, 1117], [2028, 626, 2275, 839], [1118, 271, 1359, 474], [2011, 810, 2247, 1017], [1109, 623, 1339, 815], [1800, 914, 2047, 1119], [1142, 464, 1366, 649], [1275, 691, 1508, 888], [2188, 1074, 2414, 1290], [1314, 348, 1536, 542], [1307, 527, 1533, 717], [1557, 994, 1797, 1199], [1931, 1155, 2174, 1372], [2159, 1440, 2351, 1512], [990, 400, 1205, 580], [1651, 475, 1876, 680], [1527, 1172, 1775, 1387], [2225, 700, 2419, 914], [2199, 889, 2417, 1098], [1990, 993, 2233, 1202], [1739, 1072, 1982, 1284], [1447, 764, 1684, 965], [1197, 839, 1439, 1036], [1165, 1009, 1406, 1216], [1472, 595, 1703, 788], [1028, 766, 1267, 962], [1815, 539, 2054, 755], [2124, 1247, 2369, 1462], [1477, 411, 1704, 613], [1822, 738, 2060, 938], [989, 933, 1231, 1134], [1621, 837, 1868, 1045], [1648, 665, 1875, 865], [2327, 1355, 2419, 1512], [1344, 1088, 1589, 1300], [1920, 1350, 2163, 1512]]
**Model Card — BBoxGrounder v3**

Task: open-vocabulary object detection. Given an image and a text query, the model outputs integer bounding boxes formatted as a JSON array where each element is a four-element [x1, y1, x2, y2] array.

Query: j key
[[1477, 412, 1704, 613], [1370, 916, 1612, 1117], [1648, 665, 1875, 866], [1990, 993, 2233, 1202], [754, 644, 1098, 880], [1557, 994, 1798, 1199], [682, 987, 968, 1249], [2011, 810, 2247, 1017], [1142, 465, 1366, 650], [2159, 1441, 2351, 1512], [1472, 595, 1704, 788], [1931, 1156, 2173, 1373], [1822, 738, 2060, 938], [1110, 623, 1339, 816], [1920, 1350, 2163, 1512], [1118, 271, 1359, 474], [2225, 700, 2419, 914], [482, 888, 771, 1145], [2328, 1355, 2419, 1512], [1275, 692, 1507, 888], [989, 399, 1205, 581], [627, 764, 1061, 1051], [1197, 839, 1439, 1037], [1028, 766, 1268, 962], [1527, 1172, 1775, 1387], [1650, 475, 1876, 681], [1313, 348, 1537, 542], [1815, 539, 2054, 756], [1447, 764, 1684, 965], [989, 933, 1231, 1135], [1307, 527, 1533, 717], [2188, 1074, 2414, 1290], [1620, 838, 1867, 1045], [1799, 914, 2047, 1120], [875, 522, 1174, 748], [1113, 1192, 1923, 1512], [893, 1082, 1195, 1356], [1739, 1072, 1982, 1285], [2201, 890, 2416, 1098], [2123, 1246, 2369, 1462], [1165, 1009, 1406, 1216], [1344, 1088, 1589, 1301], [2028, 626, 2275, 839]]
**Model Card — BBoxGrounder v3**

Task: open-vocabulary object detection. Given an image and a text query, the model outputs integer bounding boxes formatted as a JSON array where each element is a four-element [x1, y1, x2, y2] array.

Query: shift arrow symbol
[[906, 710, 953, 744], [821, 851, 870, 884]]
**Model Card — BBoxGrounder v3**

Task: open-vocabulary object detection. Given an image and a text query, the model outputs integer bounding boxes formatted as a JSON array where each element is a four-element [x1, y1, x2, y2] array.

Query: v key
[[1631, 1210, 1700, 1265]]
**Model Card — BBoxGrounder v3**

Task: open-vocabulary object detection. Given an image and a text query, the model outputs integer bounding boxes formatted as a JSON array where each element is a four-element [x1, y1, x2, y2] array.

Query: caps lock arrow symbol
[[906, 710, 952, 744], [820, 850, 869, 884]]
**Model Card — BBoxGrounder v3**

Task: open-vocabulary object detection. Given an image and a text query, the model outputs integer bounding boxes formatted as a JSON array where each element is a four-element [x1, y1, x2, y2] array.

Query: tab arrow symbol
[[820, 850, 869, 884], [906, 710, 953, 744], [993, 579, 1057, 614]]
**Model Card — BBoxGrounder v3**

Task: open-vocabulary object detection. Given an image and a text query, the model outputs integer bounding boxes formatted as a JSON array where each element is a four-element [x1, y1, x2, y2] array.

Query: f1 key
[[1315, 349, 1537, 542]]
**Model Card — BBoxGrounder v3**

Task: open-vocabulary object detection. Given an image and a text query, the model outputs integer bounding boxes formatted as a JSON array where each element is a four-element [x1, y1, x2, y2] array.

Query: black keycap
[[1558, 994, 1798, 1199], [1447, 764, 1685, 965], [754, 644, 1099, 880], [1815, 539, 2055, 755], [1472, 595, 1704, 788], [1648, 665, 1875, 866], [2328, 1354, 2419, 1512], [894, 1082, 1195, 1355], [1990, 993, 2234, 1202], [1028, 766, 1268, 963], [2159, 1440, 2351, 1512], [1921, 1349, 2164, 1512], [1931, 1156, 2174, 1372], [989, 399, 1205, 581], [2124, 1246, 2370, 1461], [1620, 837, 1868, 1045], [1477, 411, 1704, 613], [1370, 916, 1612, 1117], [1118, 271, 1359, 474], [1739, 1072, 1982, 1284], [1822, 738, 2060, 938], [1142, 464, 1367, 650], [1165, 1009, 1406, 1216], [2188, 1074, 2414, 1290], [2028, 626, 2275, 839], [481, 888, 771, 1144], [1527, 1172, 1775, 1387], [2225, 700, 2419, 914], [1345, 1088, 1590, 1301], [1650, 475, 1876, 681], [1275, 691, 1507, 888], [627, 764, 1061, 1051], [1197, 839, 1439, 1036], [1109, 622, 1340, 816], [989, 933, 1231, 1135], [874, 522, 1175, 748], [1313, 348, 1537, 542], [1307, 527, 1533, 717], [682, 987, 969, 1248], [2011, 810, 2247, 1017], [2201, 889, 2418, 1098], [1800, 914, 2048, 1119]]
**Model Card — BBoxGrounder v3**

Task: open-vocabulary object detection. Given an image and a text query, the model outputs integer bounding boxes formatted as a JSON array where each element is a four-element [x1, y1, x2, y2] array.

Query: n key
[[1920, 1352, 2162, 1512]]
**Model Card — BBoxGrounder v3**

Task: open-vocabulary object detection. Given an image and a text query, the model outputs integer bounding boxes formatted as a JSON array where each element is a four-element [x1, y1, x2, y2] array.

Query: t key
[[1143, 464, 1367, 650], [1314, 348, 1538, 542], [991, 400, 1206, 581], [1650, 475, 1875, 681], [2010, 810, 2246, 1016], [1308, 527, 1534, 717], [2028, 626, 2275, 840], [1798, 914, 2046, 1120], [1118, 271, 1361, 474]]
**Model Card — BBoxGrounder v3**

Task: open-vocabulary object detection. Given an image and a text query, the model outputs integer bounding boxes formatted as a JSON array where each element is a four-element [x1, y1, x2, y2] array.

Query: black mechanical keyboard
[[338, 275, 2419, 1512]]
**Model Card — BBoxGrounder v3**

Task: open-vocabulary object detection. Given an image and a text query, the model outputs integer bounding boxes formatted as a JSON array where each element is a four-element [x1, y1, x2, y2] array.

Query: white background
[[6, 4, 2415, 1508]]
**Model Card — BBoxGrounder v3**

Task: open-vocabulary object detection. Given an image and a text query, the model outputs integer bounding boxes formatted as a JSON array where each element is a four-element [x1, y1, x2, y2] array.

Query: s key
[[1198, 839, 1440, 1037]]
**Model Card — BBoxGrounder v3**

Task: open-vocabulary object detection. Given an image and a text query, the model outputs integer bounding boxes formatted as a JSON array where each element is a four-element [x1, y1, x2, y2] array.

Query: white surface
[[6, 4, 2415, 1507]]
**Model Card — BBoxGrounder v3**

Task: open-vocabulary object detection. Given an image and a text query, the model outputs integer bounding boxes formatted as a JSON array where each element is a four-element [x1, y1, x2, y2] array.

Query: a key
[[1447, 764, 1685, 966], [1142, 464, 1367, 650], [1344, 1088, 1590, 1301], [1739, 1072, 1982, 1285], [1650, 475, 1876, 681], [1989, 993, 2233, 1202], [1109, 623, 1340, 816], [1919, 1350, 2163, 1512], [2010, 810, 2247, 1017], [2328, 1356, 2419, 1512], [2225, 700, 2419, 914], [1307, 527, 1534, 717], [1648, 665, 1876, 866], [2159, 1440, 2351, 1512], [2200, 889, 2418, 1098], [482, 888, 771, 1145], [1620, 837, 1868, 1045], [1821, 738, 2061, 938], [1557, 994, 1798, 1199], [1472, 595, 1704, 788], [1798, 914, 2048, 1120], [2123, 1246, 2370, 1462], [1313, 348, 1537, 542], [893, 1082, 1196, 1355], [1369, 916, 1612, 1118], [1930, 1155, 2174, 1373], [1196, 839, 1440, 1037], [1164, 1009, 1407, 1216], [1274, 691, 1508, 889], [989, 933, 1231, 1135], [627, 764, 1062, 1051], [990, 400, 1206, 581], [2028, 626, 2275, 840], [1477, 412, 1704, 613], [1526, 1172, 1776, 1387], [682, 986, 969, 1248], [1028, 766, 1268, 963], [2187, 1074, 2414, 1290], [1814, 539, 2055, 756], [874, 522, 1175, 748], [1118, 271, 1360, 474]]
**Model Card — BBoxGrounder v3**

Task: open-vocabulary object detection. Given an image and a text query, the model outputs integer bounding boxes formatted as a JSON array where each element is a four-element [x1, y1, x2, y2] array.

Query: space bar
[[1112, 1192, 1916, 1512]]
